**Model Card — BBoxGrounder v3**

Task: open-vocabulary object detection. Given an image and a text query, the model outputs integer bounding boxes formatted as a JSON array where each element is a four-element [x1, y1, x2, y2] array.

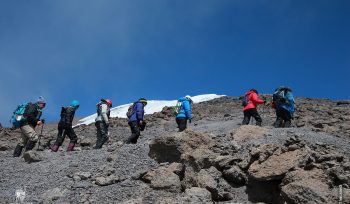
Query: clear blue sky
[[0, 0, 349, 125]]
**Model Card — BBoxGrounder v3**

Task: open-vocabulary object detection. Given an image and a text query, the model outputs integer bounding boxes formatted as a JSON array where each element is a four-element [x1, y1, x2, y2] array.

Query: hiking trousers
[[19, 125, 39, 147], [54, 124, 78, 146], [242, 108, 262, 126], [176, 117, 188, 132], [274, 108, 292, 128], [95, 121, 109, 148], [126, 121, 141, 144]]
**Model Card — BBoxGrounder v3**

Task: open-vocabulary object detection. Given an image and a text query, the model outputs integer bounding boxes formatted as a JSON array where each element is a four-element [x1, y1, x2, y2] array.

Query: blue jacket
[[279, 92, 296, 113], [128, 102, 145, 122], [176, 97, 192, 119]]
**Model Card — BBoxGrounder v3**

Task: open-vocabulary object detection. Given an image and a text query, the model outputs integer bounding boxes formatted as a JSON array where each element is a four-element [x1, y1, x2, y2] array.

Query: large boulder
[[148, 130, 214, 163], [223, 165, 247, 185], [281, 168, 335, 203], [141, 163, 183, 193], [231, 125, 268, 143], [197, 166, 233, 201], [181, 148, 219, 172], [248, 149, 310, 181]]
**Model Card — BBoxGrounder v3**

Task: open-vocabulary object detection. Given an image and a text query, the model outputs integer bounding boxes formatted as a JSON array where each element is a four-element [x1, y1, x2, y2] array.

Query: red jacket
[[243, 91, 264, 111]]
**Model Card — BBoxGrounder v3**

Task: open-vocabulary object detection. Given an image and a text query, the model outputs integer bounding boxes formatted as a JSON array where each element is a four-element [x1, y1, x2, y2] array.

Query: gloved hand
[[264, 100, 267, 105], [189, 119, 192, 123], [41, 119, 46, 124], [105, 122, 110, 128]]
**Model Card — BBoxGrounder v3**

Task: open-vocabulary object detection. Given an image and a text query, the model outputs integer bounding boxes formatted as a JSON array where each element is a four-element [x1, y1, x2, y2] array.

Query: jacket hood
[[178, 97, 189, 102], [245, 90, 256, 96]]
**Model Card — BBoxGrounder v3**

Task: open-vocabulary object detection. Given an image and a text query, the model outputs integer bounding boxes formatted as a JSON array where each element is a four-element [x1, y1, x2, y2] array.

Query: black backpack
[[126, 103, 136, 119], [241, 94, 249, 107], [272, 88, 290, 106], [60, 107, 75, 125]]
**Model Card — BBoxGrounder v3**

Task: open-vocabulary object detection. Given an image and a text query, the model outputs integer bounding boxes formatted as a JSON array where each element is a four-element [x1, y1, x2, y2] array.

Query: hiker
[[51, 100, 80, 152], [242, 89, 265, 126], [13, 96, 46, 157], [126, 98, 147, 144], [272, 86, 295, 128], [94, 99, 113, 149], [175, 95, 193, 132]]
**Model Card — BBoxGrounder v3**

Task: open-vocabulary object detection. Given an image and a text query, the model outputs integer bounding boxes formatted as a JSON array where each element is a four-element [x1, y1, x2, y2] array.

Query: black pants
[[242, 108, 262, 126], [95, 121, 109, 148], [274, 108, 292, 128], [176, 117, 188, 132], [55, 124, 77, 146], [126, 121, 141, 144]]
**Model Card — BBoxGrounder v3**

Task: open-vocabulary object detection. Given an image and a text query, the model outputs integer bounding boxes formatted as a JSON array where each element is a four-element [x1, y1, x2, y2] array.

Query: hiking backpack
[[173, 101, 183, 115], [126, 103, 136, 119], [272, 88, 288, 106], [10, 103, 28, 128], [241, 94, 249, 107]]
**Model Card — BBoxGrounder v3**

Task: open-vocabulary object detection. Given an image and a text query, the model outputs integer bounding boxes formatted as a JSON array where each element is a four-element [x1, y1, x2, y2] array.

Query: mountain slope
[[0, 96, 349, 203]]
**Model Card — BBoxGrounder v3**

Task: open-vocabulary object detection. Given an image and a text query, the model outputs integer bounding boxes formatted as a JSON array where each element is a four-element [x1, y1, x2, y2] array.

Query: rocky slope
[[0, 96, 349, 203]]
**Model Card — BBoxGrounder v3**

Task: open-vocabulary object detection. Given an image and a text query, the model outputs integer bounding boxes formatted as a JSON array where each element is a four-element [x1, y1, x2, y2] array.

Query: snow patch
[[75, 94, 225, 126]]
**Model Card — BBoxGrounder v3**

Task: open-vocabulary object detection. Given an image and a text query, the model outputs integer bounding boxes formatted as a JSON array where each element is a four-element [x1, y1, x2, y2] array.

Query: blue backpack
[[10, 103, 28, 128]]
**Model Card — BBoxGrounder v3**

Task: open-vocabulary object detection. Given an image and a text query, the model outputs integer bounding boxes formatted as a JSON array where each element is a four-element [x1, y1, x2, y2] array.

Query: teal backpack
[[10, 103, 28, 128]]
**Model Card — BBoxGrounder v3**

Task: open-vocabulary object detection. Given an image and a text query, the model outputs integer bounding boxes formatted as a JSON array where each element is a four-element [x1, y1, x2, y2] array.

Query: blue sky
[[0, 0, 349, 125]]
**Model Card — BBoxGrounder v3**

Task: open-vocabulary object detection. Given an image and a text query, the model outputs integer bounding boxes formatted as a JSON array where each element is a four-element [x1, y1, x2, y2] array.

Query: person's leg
[[281, 108, 292, 128], [127, 121, 141, 144], [94, 122, 102, 149], [52, 126, 65, 152], [21, 125, 38, 151], [274, 109, 283, 128], [177, 117, 187, 132], [250, 108, 262, 126], [13, 131, 27, 157], [242, 110, 251, 125], [99, 122, 109, 147], [66, 127, 77, 151]]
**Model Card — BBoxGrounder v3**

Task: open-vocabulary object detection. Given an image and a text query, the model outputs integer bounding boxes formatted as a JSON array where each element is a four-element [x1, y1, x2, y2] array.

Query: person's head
[[250, 89, 258, 94], [105, 99, 113, 107], [185, 95, 193, 102], [71, 100, 80, 109], [139, 98, 148, 106], [37, 96, 46, 109], [277, 86, 292, 93]]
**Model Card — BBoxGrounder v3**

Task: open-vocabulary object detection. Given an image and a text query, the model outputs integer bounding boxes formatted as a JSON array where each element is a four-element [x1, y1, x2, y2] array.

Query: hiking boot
[[67, 143, 75, 151], [13, 144, 23, 157], [51, 144, 59, 152], [25, 140, 37, 151], [284, 121, 291, 128], [274, 118, 283, 128]]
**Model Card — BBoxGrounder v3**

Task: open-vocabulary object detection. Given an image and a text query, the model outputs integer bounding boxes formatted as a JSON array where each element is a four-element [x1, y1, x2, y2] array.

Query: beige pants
[[19, 125, 38, 146]]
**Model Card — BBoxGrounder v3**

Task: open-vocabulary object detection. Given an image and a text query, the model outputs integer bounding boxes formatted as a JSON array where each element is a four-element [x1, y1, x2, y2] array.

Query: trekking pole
[[37, 119, 45, 151]]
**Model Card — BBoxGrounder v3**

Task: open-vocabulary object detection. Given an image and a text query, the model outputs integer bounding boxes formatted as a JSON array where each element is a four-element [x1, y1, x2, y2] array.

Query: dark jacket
[[128, 102, 145, 123], [21, 103, 42, 127], [59, 106, 76, 127]]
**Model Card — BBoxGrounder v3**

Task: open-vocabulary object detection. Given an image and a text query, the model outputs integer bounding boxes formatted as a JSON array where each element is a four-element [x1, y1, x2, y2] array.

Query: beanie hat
[[37, 96, 46, 104]]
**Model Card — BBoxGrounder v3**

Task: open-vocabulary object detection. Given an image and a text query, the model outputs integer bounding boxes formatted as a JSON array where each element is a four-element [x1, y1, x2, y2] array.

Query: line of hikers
[[11, 86, 295, 157]]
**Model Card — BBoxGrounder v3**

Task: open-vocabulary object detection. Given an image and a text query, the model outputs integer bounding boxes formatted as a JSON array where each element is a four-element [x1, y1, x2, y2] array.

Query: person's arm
[[251, 93, 265, 104], [101, 104, 109, 124], [136, 103, 145, 121], [184, 101, 192, 119]]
